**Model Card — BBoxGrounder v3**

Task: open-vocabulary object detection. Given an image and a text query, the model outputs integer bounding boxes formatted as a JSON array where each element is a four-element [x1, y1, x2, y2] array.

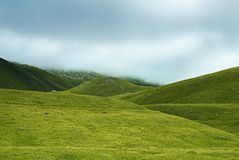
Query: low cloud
[[0, 0, 238, 83]]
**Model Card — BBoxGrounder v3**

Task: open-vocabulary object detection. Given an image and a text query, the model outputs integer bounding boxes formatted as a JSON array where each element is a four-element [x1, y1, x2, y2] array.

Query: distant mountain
[[49, 69, 159, 87], [0, 57, 77, 91], [120, 67, 239, 104], [68, 77, 152, 97], [48, 69, 103, 85]]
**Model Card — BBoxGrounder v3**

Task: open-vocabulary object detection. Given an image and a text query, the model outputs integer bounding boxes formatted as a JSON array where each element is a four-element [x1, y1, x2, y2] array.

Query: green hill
[[146, 104, 239, 136], [0, 58, 78, 91], [0, 89, 238, 159], [120, 67, 239, 104], [68, 77, 152, 97]]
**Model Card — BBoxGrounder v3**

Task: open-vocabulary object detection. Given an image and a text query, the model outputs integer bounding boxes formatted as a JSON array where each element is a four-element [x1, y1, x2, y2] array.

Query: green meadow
[[0, 89, 239, 159], [0, 58, 239, 159]]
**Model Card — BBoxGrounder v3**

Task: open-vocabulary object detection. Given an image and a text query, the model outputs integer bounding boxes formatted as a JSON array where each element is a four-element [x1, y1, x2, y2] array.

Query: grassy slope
[[68, 77, 152, 97], [0, 58, 76, 91], [0, 89, 238, 159], [120, 67, 239, 105], [146, 104, 239, 136]]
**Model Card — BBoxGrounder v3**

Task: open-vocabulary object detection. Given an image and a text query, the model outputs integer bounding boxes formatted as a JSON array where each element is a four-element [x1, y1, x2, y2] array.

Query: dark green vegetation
[[120, 67, 239, 105], [68, 77, 152, 97], [0, 58, 78, 91], [0, 89, 239, 159], [146, 104, 239, 135]]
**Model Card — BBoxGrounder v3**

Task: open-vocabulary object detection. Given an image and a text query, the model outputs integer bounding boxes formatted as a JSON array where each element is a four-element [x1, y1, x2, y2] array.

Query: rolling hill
[[0, 89, 238, 159], [120, 67, 239, 104], [146, 104, 239, 135], [0, 58, 238, 159], [0, 57, 79, 91], [68, 77, 152, 97]]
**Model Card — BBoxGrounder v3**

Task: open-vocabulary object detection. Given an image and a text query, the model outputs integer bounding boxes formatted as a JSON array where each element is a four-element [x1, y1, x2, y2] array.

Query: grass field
[[0, 147, 239, 160], [0, 89, 238, 159]]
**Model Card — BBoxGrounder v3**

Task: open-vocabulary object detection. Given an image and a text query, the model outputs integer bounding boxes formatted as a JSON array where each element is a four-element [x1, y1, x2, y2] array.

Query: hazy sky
[[0, 0, 239, 83]]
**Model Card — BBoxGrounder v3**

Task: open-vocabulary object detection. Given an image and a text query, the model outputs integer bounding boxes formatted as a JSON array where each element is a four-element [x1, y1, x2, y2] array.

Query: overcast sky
[[0, 0, 239, 83]]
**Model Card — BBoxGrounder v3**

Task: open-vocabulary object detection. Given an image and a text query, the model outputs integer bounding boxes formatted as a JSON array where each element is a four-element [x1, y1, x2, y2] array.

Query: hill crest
[[120, 66, 239, 104], [68, 77, 152, 97]]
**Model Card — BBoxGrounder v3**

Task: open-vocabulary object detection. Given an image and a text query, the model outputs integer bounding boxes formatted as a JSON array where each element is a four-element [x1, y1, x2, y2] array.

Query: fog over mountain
[[0, 0, 238, 83]]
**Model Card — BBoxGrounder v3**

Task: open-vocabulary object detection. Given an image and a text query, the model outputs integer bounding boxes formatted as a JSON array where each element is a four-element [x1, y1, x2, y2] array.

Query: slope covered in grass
[[0, 58, 77, 91], [147, 104, 239, 135], [0, 89, 238, 159], [68, 77, 152, 97], [121, 67, 239, 104]]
